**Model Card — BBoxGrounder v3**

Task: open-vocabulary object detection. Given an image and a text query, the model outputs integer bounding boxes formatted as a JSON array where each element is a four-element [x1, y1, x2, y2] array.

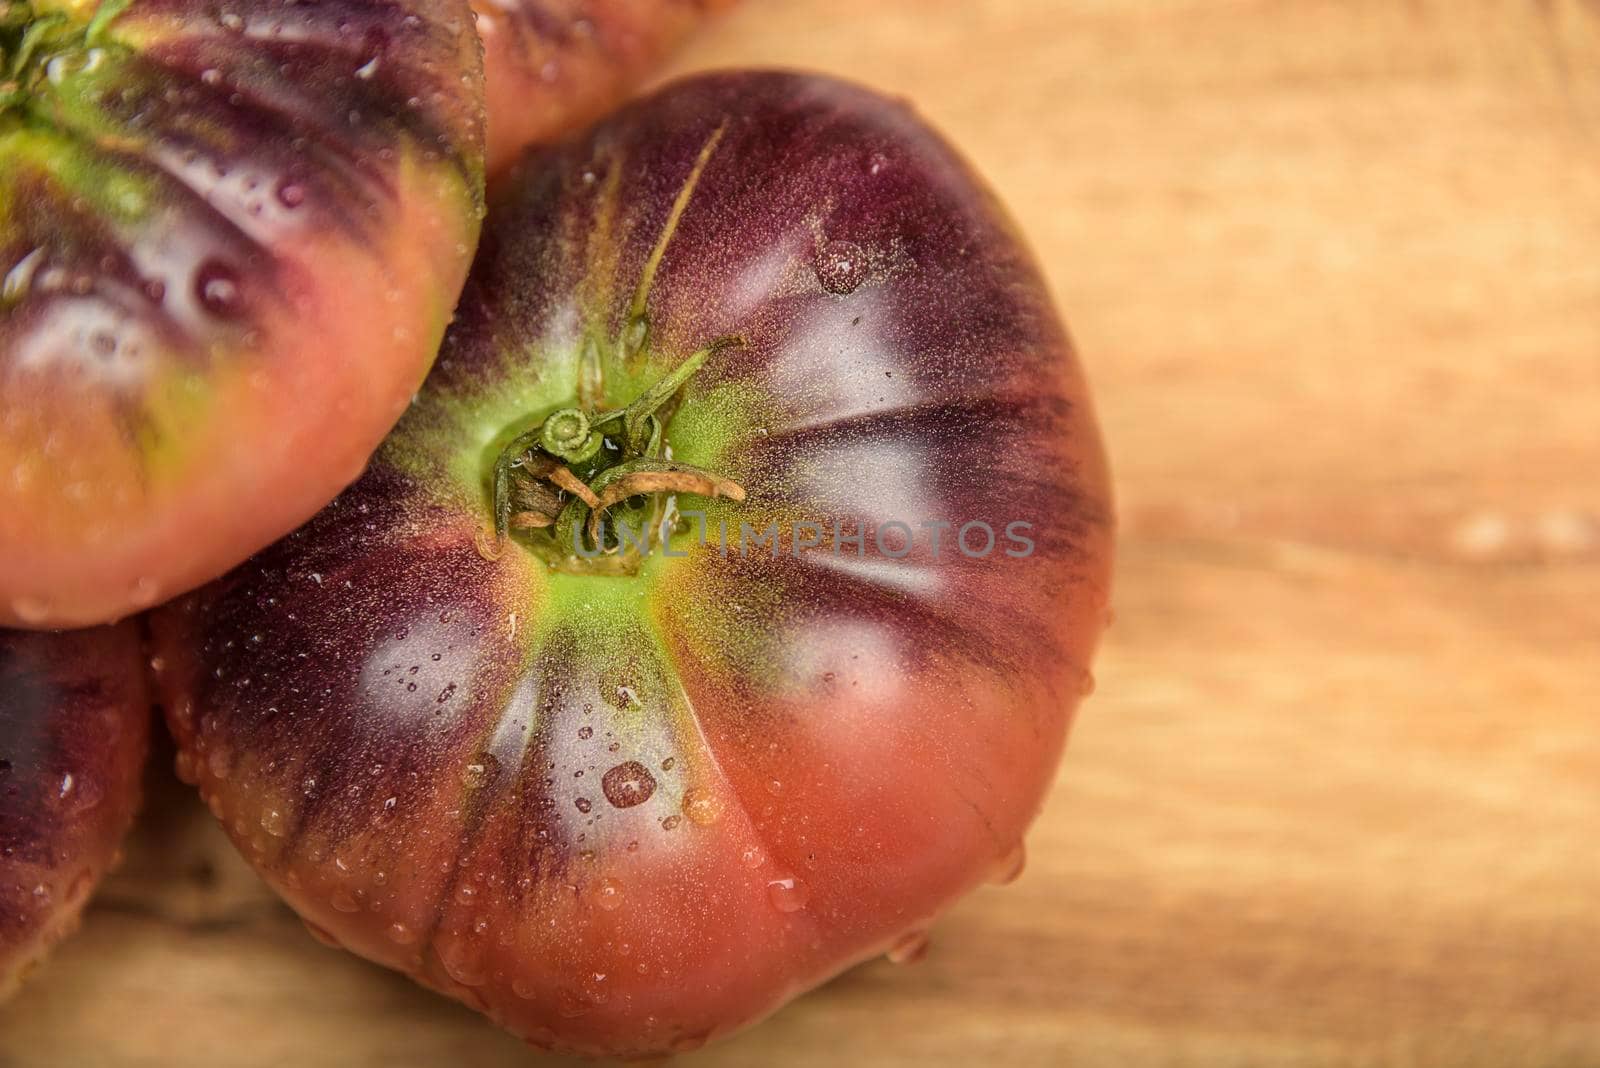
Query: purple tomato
[[152, 71, 1114, 1056]]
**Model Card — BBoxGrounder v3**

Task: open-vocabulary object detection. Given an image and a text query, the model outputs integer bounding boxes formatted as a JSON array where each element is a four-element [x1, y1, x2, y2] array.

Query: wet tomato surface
[[0, 624, 148, 996], [0, 0, 486, 628], [471, 0, 735, 174], [152, 71, 1114, 1055]]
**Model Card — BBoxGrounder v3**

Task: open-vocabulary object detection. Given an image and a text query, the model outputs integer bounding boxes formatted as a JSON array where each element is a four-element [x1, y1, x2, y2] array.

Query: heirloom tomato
[[0, 0, 486, 627], [0, 624, 148, 997], [471, 0, 736, 174], [153, 71, 1114, 1056]]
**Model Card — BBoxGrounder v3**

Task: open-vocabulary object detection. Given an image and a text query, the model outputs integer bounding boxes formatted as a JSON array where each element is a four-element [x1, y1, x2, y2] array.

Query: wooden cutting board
[[4, 1, 1597, 1064]]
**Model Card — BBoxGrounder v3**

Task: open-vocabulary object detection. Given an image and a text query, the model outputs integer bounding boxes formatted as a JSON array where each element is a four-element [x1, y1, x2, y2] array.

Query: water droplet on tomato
[[991, 842, 1027, 885], [593, 877, 624, 911], [574, 797, 593, 814], [461, 752, 500, 790], [330, 890, 360, 913], [66, 869, 94, 903], [887, 931, 930, 965], [767, 876, 810, 913], [195, 261, 245, 318], [577, 725, 593, 740], [260, 809, 287, 837], [10, 596, 51, 625], [386, 922, 416, 945], [601, 761, 656, 809], [129, 577, 161, 608], [815, 240, 869, 295], [741, 845, 766, 869], [682, 787, 721, 826], [438, 935, 488, 986]]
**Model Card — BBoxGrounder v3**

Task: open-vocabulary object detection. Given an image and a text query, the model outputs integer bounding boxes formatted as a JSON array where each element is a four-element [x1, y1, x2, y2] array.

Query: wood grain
[[4, 1, 1598, 1064]]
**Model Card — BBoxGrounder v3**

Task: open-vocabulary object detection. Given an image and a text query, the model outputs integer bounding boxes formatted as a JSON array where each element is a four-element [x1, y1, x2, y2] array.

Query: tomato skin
[[152, 71, 1113, 1055], [0, 625, 149, 998], [471, 0, 736, 174], [0, 0, 486, 628]]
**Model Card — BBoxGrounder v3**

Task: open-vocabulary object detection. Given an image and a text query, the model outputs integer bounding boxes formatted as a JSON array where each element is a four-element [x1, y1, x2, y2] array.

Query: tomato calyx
[[477, 120, 747, 575], [480, 333, 747, 573], [0, 0, 126, 114]]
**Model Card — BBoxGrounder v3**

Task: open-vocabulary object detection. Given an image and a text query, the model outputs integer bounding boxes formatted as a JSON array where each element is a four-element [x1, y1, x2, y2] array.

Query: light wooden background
[[4, 1, 1599, 1064]]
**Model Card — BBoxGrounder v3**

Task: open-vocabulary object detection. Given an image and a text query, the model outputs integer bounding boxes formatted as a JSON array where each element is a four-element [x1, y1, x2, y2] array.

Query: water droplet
[[11, 596, 51, 625], [767, 875, 810, 913], [67, 869, 94, 902], [593, 877, 624, 911], [276, 181, 306, 209], [741, 845, 766, 869], [682, 787, 721, 826], [512, 976, 538, 999], [330, 890, 360, 913], [207, 745, 233, 781], [887, 931, 930, 965], [195, 260, 245, 318], [260, 809, 288, 837], [601, 761, 657, 809], [577, 725, 593, 740], [814, 240, 869, 295], [438, 936, 488, 986], [661, 814, 682, 831], [574, 797, 593, 814], [129, 577, 161, 608], [991, 842, 1027, 885], [461, 752, 500, 790], [386, 922, 416, 945]]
